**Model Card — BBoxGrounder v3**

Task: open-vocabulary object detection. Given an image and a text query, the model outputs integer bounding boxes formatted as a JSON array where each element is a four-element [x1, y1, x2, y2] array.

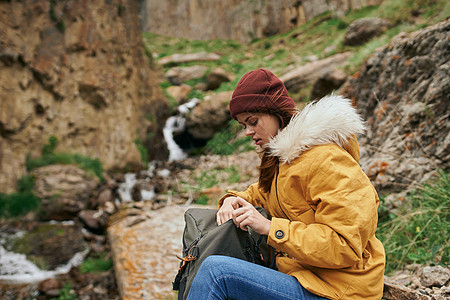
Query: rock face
[[142, 0, 384, 43], [343, 20, 449, 200], [0, 1, 169, 193]]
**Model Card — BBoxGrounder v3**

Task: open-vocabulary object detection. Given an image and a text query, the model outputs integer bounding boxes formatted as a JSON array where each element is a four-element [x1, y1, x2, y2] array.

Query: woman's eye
[[250, 119, 257, 126]]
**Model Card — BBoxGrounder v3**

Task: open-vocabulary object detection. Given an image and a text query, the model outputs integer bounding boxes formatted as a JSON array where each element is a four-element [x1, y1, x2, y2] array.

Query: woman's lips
[[254, 138, 262, 145]]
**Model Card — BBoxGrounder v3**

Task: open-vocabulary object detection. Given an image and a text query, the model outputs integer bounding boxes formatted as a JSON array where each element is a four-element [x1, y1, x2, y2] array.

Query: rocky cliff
[[0, 0, 169, 193], [141, 0, 383, 43], [343, 20, 449, 202]]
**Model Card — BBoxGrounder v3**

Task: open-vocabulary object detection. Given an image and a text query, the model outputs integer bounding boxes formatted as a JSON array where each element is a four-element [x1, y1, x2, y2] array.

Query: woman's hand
[[216, 197, 237, 225], [232, 197, 271, 235]]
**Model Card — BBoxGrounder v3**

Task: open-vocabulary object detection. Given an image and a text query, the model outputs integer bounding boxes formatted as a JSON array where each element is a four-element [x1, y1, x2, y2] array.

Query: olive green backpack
[[172, 206, 275, 300]]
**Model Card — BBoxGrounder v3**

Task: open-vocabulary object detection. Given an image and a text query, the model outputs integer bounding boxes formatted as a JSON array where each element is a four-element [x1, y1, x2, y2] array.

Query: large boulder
[[32, 164, 99, 220], [311, 69, 348, 99], [342, 20, 449, 200], [206, 68, 235, 90], [166, 84, 192, 103], [185, 91, 233, 140], [158, 52, 220, 66], [4, 222, 88, 271], [280, 52, 351, 93], [165, 65, 208, 85], [343, 17, 390, 46], [0, 1, 169, 194]]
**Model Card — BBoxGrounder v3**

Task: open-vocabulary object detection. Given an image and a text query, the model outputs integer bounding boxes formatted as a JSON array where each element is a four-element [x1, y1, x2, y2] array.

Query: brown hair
[[253, 106, 297, 193]]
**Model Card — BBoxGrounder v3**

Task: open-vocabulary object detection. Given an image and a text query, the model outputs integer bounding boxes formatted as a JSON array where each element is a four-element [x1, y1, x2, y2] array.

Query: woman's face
[[236, 112, 280, 149]]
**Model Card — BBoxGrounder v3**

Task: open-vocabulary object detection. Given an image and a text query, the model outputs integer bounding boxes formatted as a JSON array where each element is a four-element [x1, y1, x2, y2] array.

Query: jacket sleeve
[[217, 182, 269, 209], [267, 147, 379, 269]]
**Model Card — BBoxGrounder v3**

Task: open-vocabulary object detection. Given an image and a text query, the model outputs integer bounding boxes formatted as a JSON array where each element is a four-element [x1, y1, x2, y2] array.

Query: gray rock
[[97, 189, 114, 209], [166, 84, 192, 103], [344, 17, 390, 46], [420, 266, 450, 288], [206, 68, 235, 90], [38, 278, 62, 297], [79, 209, 108, 234], [383, 282, 431, 300], [311, 69, 347, 99], [33, 165, 100, 221], [185, 91, 233, 139], [280, 52, 351, 93], [158, 52, 220, 66], [165, 65, 208, 85]]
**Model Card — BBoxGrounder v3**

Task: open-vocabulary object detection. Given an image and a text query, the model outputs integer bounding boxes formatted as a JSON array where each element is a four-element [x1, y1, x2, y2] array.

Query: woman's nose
[[245, 127, 254, 136]]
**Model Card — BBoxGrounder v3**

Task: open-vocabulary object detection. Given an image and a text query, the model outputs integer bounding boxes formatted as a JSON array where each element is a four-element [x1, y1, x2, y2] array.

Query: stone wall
[[141, 0, 383, 43], [0, 0, 169, 193]]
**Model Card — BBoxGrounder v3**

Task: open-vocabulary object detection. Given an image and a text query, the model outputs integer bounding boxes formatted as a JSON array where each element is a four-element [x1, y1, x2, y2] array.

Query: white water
[[163, 98, 199, 162], [0, 244, 89, 284], [117, 98, 199, 202], [117, 173, 138, 202]]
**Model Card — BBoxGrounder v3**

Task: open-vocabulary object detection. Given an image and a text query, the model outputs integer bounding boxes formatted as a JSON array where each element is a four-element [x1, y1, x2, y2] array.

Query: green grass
[[178, 165, 245, 205], [204, 120, 253, 155], [195, 194, 210, 205], [377, 170, 449, 274], [134, 137, 149, 166], [51, 283, 78, 300], [79, 252, 113, 274], [26, 136, 104, 181]]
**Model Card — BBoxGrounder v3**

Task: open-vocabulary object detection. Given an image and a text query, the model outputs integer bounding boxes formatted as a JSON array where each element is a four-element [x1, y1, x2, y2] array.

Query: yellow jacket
[[219, 95, 385, 299]]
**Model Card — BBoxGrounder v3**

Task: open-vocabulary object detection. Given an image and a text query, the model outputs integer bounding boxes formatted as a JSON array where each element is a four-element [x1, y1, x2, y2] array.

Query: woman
[[187, 69, 385, 300]]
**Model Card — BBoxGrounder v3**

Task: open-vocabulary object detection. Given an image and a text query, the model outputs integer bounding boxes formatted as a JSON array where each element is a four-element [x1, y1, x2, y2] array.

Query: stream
[[0, 99, 199, 286]]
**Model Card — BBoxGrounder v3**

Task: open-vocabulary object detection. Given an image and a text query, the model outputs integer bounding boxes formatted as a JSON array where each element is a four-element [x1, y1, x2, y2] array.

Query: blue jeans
[[186, 255, 329, 300]]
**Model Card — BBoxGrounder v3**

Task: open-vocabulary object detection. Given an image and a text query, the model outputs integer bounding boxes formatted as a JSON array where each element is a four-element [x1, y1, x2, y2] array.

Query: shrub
[[0, 192, 40, 219], [0, 174, 40, 219]]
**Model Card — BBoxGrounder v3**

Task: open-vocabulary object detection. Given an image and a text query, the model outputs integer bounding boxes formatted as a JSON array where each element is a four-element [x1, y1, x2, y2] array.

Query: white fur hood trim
[[268, 95, 365, 164]]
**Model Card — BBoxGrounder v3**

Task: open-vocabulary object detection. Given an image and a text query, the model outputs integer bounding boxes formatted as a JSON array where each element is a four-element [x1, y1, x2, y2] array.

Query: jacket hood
[[268, 95, 365, 164]]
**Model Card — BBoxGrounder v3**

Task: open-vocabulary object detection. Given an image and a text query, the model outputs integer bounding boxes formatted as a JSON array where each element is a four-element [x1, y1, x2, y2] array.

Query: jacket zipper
[[274, 170, 289, 219]]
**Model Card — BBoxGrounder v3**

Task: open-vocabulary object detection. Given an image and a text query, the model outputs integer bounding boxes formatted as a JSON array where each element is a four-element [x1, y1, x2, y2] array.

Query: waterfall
[[117, 99, 199, 202], [163, 98, 199, 162], [163, 116, 187, 162]]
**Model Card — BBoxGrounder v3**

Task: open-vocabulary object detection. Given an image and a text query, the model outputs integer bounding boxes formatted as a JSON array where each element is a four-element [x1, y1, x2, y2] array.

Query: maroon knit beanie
[[229, 69, 295, 119]]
